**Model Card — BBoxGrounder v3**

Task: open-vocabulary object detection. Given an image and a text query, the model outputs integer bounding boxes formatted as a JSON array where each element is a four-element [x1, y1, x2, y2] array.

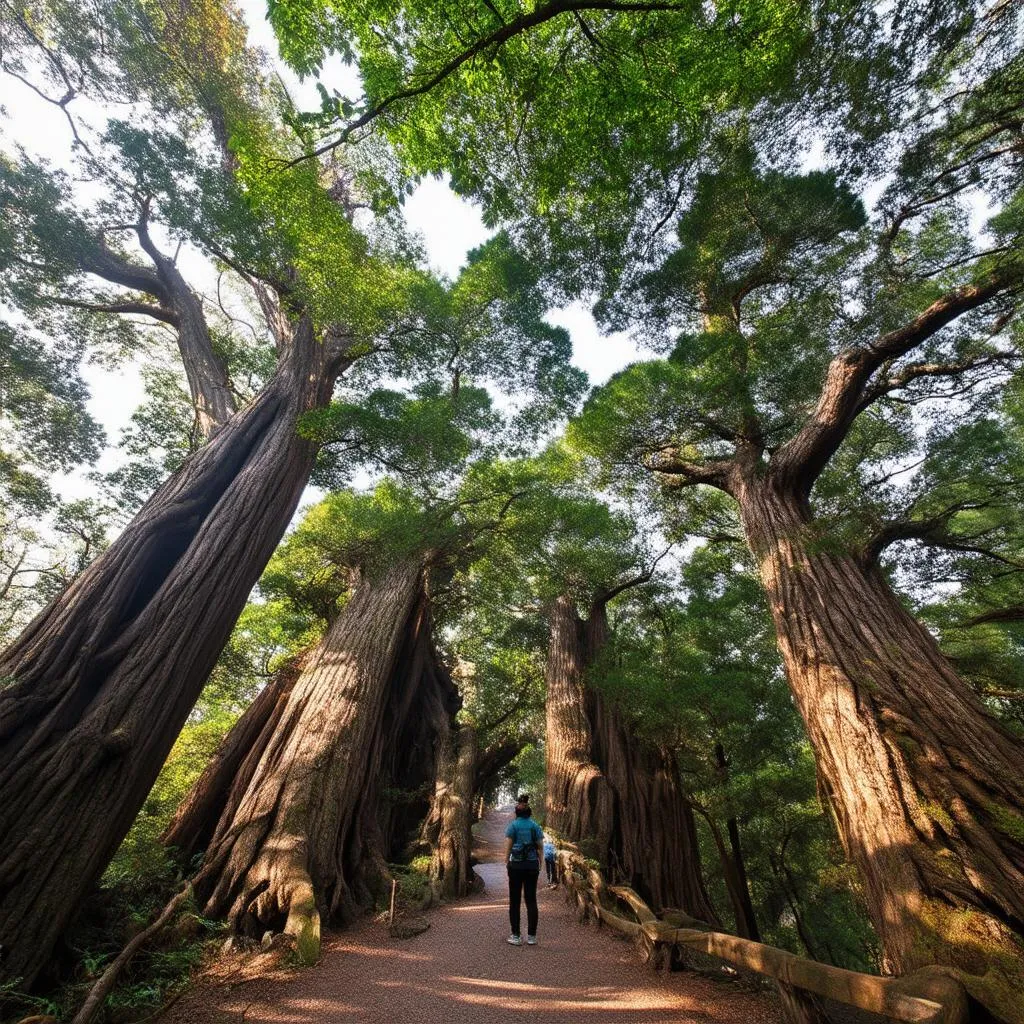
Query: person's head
[[515, 804, 532, 819], [516, 793, 529, 807]]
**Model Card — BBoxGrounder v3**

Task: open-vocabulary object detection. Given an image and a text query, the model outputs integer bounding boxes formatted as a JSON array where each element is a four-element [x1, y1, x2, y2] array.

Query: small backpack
[[509, 821, 539, 864]]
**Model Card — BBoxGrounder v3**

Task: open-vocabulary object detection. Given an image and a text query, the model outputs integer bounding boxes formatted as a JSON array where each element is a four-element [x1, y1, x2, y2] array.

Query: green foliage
[[588, 544, 879, 968], [272, 0, 812, 297]]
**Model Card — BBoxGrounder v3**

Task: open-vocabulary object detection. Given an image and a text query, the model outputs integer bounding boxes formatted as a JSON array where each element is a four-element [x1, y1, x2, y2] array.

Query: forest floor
[[162, 808, 782, 1023]]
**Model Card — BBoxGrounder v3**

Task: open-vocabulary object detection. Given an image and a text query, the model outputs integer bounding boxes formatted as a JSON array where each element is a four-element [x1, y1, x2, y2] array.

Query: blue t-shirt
[[506, 817, 542, 865]]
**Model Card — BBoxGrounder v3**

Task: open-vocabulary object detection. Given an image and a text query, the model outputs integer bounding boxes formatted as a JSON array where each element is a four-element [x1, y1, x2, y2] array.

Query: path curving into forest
[[166, 808, 782, 1023]]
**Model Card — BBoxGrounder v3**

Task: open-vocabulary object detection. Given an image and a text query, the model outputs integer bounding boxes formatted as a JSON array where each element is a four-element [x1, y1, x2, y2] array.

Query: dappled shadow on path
[[166, 809, 781, 1024]]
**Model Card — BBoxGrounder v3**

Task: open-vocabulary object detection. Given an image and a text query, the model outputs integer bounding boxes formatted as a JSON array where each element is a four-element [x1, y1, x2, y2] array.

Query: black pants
[[545, 857, 555, 883], [508, 866, 539, 936]]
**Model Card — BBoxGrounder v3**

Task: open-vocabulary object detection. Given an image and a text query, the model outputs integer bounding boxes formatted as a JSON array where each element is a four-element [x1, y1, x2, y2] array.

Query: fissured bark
[[194, 561, 450, 957], [161, 655, 306, 863], [736, 471, 1024, 1020], [0, 320, 344, 988], [545, 594, 718, 921], [425, 724, 479, 899]]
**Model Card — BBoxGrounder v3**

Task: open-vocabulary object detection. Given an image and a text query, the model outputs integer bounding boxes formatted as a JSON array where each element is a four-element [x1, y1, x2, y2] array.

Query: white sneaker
[[507, 934, 522, 945], [526, 935, 537, 945]]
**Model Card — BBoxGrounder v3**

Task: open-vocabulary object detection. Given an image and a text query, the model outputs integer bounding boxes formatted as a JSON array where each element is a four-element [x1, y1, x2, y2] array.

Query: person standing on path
[[543, 836, 556, 885], [505, 802, 542, 946]]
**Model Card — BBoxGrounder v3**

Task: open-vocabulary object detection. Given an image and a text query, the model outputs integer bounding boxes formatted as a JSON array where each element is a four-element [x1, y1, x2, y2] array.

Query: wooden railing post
[[552, 843, 969, 1024]]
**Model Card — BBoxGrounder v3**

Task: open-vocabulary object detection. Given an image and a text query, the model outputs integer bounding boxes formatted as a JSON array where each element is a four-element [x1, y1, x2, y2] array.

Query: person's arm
[[534, 826, 543, 860], [504, 837, 513, 861]]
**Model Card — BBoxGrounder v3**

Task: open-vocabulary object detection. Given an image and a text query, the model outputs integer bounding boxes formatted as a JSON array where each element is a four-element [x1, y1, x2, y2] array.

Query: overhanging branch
[[281, 0, 694, 167]]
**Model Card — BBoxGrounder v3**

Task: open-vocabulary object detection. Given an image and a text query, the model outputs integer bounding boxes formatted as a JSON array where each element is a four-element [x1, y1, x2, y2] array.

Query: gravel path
[[167, 809, 782, 1024]]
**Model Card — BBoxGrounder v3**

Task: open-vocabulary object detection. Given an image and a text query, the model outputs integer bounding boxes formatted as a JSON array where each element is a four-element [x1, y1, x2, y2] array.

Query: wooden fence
[[554, 846, 969, 1024]]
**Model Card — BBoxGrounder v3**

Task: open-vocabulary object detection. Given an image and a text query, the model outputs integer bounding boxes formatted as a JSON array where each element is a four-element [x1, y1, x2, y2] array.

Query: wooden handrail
[[554, 847, 968, 1024]]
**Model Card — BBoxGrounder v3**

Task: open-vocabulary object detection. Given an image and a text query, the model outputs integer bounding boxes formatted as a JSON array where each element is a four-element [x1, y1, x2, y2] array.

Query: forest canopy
[[1, 1, 1023, 1022]]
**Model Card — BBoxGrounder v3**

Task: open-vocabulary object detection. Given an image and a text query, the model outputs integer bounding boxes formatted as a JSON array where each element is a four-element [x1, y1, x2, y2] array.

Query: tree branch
[[643, 448, 735, 491], [79, 242, 170, 304], [773, 267, 1024, 494], [854, 348, 1018, 414], [860, 513, 1024, 570], [595, 544, 673, 607], [281, 0, 693, 167], [50, 296, 179, 326], [964, 605, 1024, 627]]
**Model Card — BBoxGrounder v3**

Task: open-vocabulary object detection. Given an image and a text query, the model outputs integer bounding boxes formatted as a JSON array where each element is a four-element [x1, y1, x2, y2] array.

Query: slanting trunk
[[195, 561, 429, 961], [721, 816, 760, 941], [427, 725, 478, 899], [545, 595, 717, 921], [0, 320, 344, 988], [544, 594, 614, 853], [737, 473, 1024, 1020], [161, 656, 306, 863]]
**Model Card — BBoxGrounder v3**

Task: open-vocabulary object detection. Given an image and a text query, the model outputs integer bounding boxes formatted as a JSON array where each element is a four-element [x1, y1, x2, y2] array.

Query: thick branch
[[860, 513, 1024, 570], [964, 605, 1024, 627], [774, 269, 1023, 493], [134, 208, 236, 435], [50, 296, 179, 326], [644, 448, 735, 491], [79, 243, 170, 304], [474, 737, 524, 793]]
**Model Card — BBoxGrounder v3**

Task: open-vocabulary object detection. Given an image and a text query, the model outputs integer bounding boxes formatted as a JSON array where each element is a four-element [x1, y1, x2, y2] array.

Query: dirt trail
[[167, 808, 781, 1023]]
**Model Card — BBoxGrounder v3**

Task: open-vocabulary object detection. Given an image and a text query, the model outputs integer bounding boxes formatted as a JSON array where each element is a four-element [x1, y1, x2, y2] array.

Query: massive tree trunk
[[426, 725, 478, 899], [161, 656, 306, 863], [544, 594, 615, 854], [193, 560, 442, 961], [545, 594, 717, 921], [377, 630, 461, 863], [736, 472, 1024, 1019], [0, 320, 346, 988]]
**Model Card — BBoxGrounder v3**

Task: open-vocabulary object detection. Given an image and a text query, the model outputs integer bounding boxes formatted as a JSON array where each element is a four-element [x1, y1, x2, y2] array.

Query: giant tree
[[169, 390, 578, 954], [462, 466, 718, 918], [273, 1, 1023, 1011], [0, 0, 578, 986], [571, 125, 1024, 1013]]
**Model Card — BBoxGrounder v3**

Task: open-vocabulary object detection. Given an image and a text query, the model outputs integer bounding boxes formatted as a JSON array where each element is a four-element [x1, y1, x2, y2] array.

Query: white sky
[[2, 0, 640, 510]]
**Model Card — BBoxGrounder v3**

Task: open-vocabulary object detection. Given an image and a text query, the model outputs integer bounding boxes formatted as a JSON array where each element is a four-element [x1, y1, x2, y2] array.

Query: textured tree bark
[[426, 725, 478, 899], [0, 319, 345, 988], [377, 625, 461, 863], [194, 561, 441, 962], [161, 656, 306, 863], [545, 594, 718, 921], [544, 594, 615, 854], [736, 472, 1024, 1020]]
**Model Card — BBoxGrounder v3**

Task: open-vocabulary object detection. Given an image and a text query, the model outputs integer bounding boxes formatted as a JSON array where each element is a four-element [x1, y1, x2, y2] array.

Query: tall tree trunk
[[377, 634, 461, 862], [545, 595, 717, 921], [161, 655, 306, 863], [736, 472, 1024, 1019], [0, 321, 345, 988], [194, 561, 431, 961], [426, 725, 478, 899], [544, 594, 615, 854]]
